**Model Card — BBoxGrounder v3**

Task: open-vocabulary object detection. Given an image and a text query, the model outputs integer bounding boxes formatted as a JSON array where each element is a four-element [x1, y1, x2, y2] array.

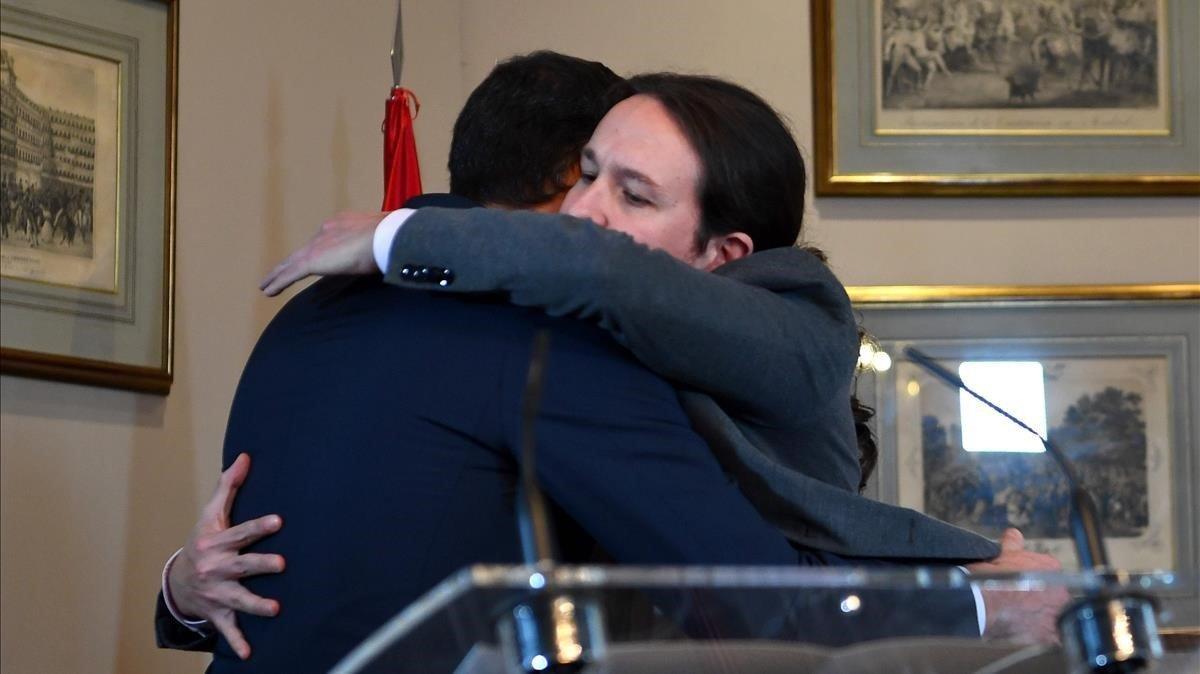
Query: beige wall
[[1, 2, 461, 672], [1, 1, 1196, 673]]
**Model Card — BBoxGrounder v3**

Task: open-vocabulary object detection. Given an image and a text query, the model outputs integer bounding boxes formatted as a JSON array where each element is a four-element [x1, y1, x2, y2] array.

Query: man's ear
[[699, 231, 754, 271], [529, 162, 582, 213]]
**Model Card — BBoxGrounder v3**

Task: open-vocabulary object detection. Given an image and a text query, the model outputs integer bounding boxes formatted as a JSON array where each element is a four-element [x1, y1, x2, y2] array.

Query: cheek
[[609, 217, 691, 260], [606, 220, 653, 246], [655, 212, 702, 261]]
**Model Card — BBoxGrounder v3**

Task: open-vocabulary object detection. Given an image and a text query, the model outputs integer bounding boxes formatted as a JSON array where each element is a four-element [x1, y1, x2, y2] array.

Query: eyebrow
[[582, 147, 663, 194]]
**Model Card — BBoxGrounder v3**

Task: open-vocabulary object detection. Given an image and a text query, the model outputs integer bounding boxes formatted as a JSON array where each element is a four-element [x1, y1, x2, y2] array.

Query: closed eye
[[623, 190, 651, 207]]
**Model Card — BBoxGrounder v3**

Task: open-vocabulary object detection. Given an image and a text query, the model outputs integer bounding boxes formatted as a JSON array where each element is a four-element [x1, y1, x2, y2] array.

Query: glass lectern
[[330, 566, 1197, 674]]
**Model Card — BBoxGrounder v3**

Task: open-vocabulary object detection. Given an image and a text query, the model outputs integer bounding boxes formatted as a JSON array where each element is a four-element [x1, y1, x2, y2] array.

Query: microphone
[[503, 330, 602, 673], [902, 347, 1162, 672], [517, 330, 557, 565], [902, 347, 1107, 570]]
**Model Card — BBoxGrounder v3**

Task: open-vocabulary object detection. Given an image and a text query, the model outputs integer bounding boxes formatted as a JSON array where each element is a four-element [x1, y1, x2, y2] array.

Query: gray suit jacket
[[385, 207, 1001, 561]]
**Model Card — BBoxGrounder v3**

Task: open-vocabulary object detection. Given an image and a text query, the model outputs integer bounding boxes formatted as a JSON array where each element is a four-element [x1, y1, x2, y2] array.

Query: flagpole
[[381, 0, 421, 209], [390, 0, 404, 86]]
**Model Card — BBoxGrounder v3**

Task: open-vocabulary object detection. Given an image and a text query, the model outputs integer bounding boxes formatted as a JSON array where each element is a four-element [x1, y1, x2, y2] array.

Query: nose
[[563, 180, 607, 229]]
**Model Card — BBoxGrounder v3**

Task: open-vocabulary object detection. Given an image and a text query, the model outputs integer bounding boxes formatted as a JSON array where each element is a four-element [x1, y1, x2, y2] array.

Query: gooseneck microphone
[[503, 330, 601, 673], [517, 330, 558, 566], [902, 346, 1161, 672], [902, 347, 1108, 570]]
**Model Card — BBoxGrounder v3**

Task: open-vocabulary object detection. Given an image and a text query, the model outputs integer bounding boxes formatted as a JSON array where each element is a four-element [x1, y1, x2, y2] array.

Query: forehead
[[585, 95, 701, 191]]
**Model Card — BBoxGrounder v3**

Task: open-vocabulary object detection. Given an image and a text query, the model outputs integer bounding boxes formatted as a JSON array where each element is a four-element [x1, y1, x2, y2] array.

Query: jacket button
[[438, 269, 455, 287], [399, 265, 413, 278]]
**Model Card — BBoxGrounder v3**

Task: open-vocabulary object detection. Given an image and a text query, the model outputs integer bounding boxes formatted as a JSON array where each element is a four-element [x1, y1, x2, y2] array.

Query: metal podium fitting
[[1058, 590, 1163, 673], [496, 568, 606, 673]]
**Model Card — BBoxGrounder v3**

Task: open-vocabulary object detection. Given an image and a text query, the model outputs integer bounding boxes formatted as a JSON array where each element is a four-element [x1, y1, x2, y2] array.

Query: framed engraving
[[858, 299, 1199, 623], [1, 34, 118, 292], [1, 0, 176, 393], [812, 0, 1200, 195], [893, 352, 1173, 570]]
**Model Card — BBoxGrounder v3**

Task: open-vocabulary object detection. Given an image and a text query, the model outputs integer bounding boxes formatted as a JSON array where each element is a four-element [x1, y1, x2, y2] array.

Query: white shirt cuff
[[373, 208, 416, 273], [162, 548, 210, 633], [957, 565, 987, 636]]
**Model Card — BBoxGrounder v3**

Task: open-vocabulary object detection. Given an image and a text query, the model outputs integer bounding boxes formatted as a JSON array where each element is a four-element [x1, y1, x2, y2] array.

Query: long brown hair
[[851, 395, 878, 493]]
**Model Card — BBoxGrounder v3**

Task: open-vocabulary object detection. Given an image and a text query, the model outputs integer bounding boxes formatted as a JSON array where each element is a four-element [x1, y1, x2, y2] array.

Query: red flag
[[382, 86, 422, 209]]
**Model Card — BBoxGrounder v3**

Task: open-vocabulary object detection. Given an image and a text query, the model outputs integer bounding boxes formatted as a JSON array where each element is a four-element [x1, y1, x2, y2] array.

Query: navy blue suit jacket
[[206, 275, 853, 672]]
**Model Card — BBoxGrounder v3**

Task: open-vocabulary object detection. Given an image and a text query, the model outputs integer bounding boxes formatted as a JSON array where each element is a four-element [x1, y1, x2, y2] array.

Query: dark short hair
[[613, 74, 807, 253], [449, 51, 624, 208]]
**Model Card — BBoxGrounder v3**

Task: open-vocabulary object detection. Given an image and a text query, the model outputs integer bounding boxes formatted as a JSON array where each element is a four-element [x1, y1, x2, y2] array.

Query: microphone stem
[[519, 331, 557, 565], [902, 347, 1110, 570]]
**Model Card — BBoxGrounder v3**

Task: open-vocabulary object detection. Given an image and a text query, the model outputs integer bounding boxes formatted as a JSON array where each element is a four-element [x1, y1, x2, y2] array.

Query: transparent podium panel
[[331, 566, 1198, 674]]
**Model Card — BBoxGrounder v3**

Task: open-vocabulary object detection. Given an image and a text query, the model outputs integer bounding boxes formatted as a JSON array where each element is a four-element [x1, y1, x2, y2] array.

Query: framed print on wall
[[892, 347, 1176, 571], [0, 0, 177, 394], [857, 299, 1199, 624], [811, 0, 1200, 196]]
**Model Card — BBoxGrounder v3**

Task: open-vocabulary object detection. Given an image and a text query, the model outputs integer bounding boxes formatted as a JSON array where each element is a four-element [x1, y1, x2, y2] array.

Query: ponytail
[[851, 394, 878, 493], [852, 327, 880, 492]]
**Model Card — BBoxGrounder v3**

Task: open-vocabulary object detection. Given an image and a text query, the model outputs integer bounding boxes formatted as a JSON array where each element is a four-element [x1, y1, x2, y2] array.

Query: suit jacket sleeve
[[155, 591, 216, 652], [386, 207, 857, 427]]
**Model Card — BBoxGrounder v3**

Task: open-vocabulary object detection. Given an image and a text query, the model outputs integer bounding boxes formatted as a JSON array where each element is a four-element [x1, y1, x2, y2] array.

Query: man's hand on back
[[167, 453, 286, 659], [967, 528, 1068, 644], [260, 211, 386, 296]]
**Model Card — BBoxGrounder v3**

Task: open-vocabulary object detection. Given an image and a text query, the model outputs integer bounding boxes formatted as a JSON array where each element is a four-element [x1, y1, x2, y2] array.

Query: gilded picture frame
[[0, 0, 177, 394], [846, 283, 1200, 304], [812, 0, 1200, 196]]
